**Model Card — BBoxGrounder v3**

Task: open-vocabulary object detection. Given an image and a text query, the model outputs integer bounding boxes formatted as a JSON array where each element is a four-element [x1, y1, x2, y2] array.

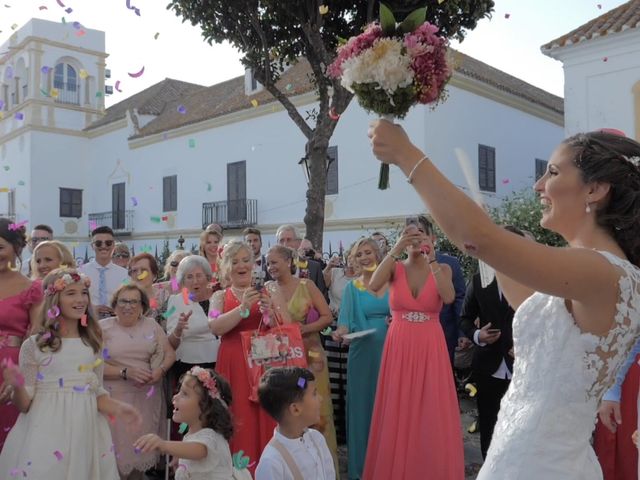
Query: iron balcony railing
[[88, 210, 134, 236], [202, 199, 258, 229], [52, 81, 80, 105]]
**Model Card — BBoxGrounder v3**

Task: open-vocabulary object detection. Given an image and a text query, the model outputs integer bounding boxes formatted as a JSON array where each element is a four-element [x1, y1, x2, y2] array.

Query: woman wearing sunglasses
[[129, 253, 172, 331]]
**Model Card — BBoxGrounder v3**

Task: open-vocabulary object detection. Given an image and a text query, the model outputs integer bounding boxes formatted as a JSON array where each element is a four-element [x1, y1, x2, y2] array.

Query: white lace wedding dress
[[477, 251, 640, 480]]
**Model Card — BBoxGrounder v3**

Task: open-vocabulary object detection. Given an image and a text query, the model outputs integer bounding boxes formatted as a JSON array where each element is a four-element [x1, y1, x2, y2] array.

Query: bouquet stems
[[378, 114, 394, 190]]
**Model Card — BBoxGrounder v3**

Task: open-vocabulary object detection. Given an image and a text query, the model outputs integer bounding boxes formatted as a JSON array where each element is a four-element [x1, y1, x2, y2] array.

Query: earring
[[585, 203, 591, 213]]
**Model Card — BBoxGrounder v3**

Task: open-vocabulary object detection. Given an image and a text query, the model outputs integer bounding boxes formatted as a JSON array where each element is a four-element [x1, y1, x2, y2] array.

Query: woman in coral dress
[[363, 219, 464, 480], [265, 244, 339, 470], [209, 241, 276, 474], [0, 219, 43, 450]]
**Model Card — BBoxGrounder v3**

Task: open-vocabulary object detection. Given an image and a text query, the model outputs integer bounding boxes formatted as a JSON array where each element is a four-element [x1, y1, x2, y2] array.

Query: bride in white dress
[[367, 123, 640, 479]]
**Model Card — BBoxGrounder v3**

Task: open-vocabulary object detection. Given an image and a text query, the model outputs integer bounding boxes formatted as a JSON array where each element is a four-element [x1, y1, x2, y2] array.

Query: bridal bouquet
[[328, 4, 451, 189]]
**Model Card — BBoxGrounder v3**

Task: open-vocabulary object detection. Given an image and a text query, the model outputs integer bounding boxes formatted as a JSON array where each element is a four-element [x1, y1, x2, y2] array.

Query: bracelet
[[120, 367, 128, 380], [429, 258, 438, 264], [431, 268, 442, 275], [388, 252, 402, 261], [406, 155, 428, 184], [239, 306, 250, 318], [171, 330, 182, 339]]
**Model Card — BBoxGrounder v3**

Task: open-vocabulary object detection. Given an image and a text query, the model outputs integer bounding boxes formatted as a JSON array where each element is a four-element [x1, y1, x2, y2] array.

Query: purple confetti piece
[[188, 292, 196, 302], [36, 372, 44, 381], [58, 377, 64, 387], [53, 450, 64, 461], [102, 348, 110, 359], [0, 99, 4, 110], [146, 385, 155, 398], [14, 112, 23, 120], [72, 21, 81, 29], [177, 105, 186, 114], [9, 468, 20, 477], [73, 384, 89, 393], [41, 332, 52, 342], [3, 426, 11, 432], [5, 66, 13, 80], [47, 306, 60, 319], [41, 66, 50, 74], [65, 7, 72, 13], [144, 332, 155, 340], [131, 196, 138, 207], [297, 377, 306, 389]]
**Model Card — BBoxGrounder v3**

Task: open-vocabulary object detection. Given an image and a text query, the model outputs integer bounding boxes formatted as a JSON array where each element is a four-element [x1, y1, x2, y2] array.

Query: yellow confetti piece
[[319, 5, 328, 14], [308, 350, 320, 358], [363, 263, 378, 272], [0, 112, 4, 119], [0, 187, 9, 193], [50, 88, 59, 99], [79, 69, 88, 79], [137, 271, 149, 280], [250, 99, 258, 107], [78, 358, 103, 372]]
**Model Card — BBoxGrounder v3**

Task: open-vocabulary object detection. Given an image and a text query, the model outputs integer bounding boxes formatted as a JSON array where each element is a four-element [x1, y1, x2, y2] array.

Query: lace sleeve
[[18, 336, 39, 398], [210, 289, 225, 314]]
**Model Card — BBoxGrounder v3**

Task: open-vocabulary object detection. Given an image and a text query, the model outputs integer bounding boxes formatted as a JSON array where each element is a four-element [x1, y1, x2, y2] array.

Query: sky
[[0, 0, 630, 106]]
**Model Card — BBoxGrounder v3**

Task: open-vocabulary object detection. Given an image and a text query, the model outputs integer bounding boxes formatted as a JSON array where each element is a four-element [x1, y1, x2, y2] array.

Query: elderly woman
[[112, 243, 131, 269], [161, 250, 191, 282], [199, 227, 223, 280], [209, 241, 276, 473], [265, 245, 339, 469], [30, 240, 75, 280], [101, 284, 175, 480], [129, 253, 171, 329], [166, 255, 220, 381]]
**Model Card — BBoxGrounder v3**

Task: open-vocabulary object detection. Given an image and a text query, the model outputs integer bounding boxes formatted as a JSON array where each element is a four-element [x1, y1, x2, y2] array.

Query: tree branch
[[263, 83, 314, 139]]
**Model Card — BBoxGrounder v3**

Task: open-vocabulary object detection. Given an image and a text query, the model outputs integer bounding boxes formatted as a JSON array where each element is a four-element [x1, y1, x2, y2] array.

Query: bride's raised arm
[[368, 121, 630, 332]]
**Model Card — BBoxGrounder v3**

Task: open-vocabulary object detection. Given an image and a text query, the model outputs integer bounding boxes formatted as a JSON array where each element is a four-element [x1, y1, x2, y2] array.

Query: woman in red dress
[[363, 217, 464, 480], [209, 240, 276, 473], [0, 218, 44, 449]]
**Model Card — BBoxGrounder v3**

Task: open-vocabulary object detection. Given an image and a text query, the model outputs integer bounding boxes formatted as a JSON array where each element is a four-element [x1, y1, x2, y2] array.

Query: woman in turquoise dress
[[334, 237, 390, 480]]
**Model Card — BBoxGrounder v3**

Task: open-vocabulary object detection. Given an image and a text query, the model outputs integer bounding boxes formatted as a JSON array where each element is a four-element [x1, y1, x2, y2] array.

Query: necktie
[[98, 267, 108, 305]]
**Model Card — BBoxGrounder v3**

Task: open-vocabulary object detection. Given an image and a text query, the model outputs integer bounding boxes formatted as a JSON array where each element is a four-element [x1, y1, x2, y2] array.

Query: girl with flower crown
[[0, 267, 142, 480], [135, 367, 245, 480]]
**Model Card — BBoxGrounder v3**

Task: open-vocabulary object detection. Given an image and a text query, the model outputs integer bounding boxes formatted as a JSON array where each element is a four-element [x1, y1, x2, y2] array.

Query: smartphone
[[252, 268, 265, 292], [405, 216, 419, 227], [487, 329, 501, 335]]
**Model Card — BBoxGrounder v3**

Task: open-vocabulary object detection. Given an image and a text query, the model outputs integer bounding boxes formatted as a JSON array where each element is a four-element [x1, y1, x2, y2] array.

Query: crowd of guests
[[1, 213, 639, 480]]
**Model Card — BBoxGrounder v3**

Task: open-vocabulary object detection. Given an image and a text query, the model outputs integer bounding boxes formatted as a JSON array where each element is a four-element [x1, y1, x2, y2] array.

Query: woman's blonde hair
[[30, 241, 75, 279], [266, 245, 297, 274], [220, 241, 254, 282], [37, 268, 102, 354], [348, 237, 383, 266], [199, 230, 223, 260], [163, 250, 191, 280]]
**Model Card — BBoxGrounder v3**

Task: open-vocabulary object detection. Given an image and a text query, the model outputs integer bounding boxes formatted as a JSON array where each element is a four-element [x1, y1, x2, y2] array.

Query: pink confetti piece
[[107, 414, 116, 423], [177, 105, 186, 114], [47, 306, 61, 319], [80, 314, 87, 327], [75, 29, 86, 37], [115, 80, 122, 92], [328, 107, 340, 120], [128, 66, 145, 78], [131, 196, 138, 206], [502, 178, 510, 184], [171, 277, 179, 292], [3, 426, 11, 432], [89, 220, 98, 231], [149, 298, 158, 309], [182, 288, 189, 305], [146, 386, 155, 398], [8, 220, 27, 231], [53, 450, 64, 461], [8, 468, 21, 477], [209, 309, 221, 319]]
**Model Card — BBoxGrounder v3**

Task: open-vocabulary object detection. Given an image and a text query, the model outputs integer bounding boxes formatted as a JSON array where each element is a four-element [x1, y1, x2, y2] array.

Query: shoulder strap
[[269, 439, 304, 480]]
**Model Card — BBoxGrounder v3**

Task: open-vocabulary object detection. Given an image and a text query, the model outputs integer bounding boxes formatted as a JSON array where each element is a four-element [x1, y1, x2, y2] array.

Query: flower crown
[[189, 366, 226, 407], [45, 273, 91, 296]]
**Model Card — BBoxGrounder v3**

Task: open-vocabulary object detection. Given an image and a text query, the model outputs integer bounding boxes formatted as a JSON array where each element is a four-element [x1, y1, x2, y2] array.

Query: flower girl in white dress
[[368, 123, 640, 480], [0, 268, 142, 479]]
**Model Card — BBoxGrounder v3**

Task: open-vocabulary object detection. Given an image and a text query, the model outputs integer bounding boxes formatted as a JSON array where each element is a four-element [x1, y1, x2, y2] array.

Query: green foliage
[[352, 83, 417, 118], [158, 240, 172, 267]]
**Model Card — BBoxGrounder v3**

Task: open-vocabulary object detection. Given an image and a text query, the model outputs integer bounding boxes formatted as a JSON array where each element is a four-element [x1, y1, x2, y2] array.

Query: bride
[[368, 122, 640, 479]]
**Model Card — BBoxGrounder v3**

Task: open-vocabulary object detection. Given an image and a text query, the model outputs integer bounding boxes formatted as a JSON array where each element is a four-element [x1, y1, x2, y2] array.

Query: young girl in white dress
[[368, 123, 640, 480], [0, 268, 142, 479], [135, 367, 243, 480]]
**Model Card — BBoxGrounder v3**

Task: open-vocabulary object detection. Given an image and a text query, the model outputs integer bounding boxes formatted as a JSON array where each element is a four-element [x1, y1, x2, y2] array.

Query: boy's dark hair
[[180, 369, 234, 440], [503, 225, 525, 237], [33, 224, 53, 234], [258, 367, 315, 422], [91, 226, 115, 237], [242, 227, 262, 239]]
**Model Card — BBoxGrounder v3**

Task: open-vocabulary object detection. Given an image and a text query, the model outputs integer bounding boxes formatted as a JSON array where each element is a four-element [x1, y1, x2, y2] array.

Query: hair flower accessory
[[189, 366, 226, 406], [624, 155, 640, 168], [45, 272, 91, 296]]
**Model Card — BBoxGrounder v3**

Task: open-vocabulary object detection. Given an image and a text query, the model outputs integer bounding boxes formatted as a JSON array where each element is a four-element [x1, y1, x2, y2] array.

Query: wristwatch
[[120, 368, 128, 380]]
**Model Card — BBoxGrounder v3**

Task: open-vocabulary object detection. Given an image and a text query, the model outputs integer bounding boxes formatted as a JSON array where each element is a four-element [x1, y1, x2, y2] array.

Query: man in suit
[[459, 226, 522, 459], [276, 224, 328, 299], [243, 227, 271, 281]]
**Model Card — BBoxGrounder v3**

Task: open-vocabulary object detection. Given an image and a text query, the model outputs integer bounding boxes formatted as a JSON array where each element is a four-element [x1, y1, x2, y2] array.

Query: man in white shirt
[[21, 224, 53, 276], [79, 226, 128, 318], [243, 227, 271, 281]]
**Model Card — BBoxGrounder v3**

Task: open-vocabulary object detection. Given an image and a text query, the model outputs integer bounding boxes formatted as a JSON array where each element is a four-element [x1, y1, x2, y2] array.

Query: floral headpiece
[[45, 272, 91, 296], [624, 156, 640, 168], [189, 366, 226, 407]]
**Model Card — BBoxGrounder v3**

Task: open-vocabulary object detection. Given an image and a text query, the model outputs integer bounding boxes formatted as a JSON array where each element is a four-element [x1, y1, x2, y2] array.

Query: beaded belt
[[401, 312, 430, 323]]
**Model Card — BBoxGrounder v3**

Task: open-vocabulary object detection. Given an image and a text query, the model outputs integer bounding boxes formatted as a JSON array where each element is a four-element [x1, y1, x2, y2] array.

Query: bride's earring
[[585, 202, 592, 213]]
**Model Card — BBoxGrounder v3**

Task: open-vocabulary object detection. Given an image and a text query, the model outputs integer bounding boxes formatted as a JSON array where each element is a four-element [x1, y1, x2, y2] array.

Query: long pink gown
[[363, 262, 464, 480], [0, 281, 42, 450]]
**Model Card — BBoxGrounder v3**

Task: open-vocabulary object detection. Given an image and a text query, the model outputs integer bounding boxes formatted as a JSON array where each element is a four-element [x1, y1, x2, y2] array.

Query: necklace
[[230, 286, 248, 301], [116, 317, 142, 339]]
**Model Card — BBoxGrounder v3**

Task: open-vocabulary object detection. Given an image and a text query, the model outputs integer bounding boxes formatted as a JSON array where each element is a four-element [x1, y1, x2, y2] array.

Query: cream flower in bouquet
[[329, 4, 451, 189]]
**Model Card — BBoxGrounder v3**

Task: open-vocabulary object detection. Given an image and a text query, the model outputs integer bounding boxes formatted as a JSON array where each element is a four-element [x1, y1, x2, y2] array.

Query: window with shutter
[[59, 188, 83, 218], [163, 175, 177, 212], [478, 145, 496, 192]]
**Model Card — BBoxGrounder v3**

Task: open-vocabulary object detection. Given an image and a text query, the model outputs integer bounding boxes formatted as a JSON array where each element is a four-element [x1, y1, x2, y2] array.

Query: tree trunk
[[303, 138, 330, 250]]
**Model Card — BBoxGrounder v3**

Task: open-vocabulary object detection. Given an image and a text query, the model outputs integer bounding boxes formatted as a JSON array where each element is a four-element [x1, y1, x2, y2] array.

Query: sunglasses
[[93, 240, 114, 248], [30, 237, 51, 244], [170, 261, 179, 267], [113, 253, 130, 259]]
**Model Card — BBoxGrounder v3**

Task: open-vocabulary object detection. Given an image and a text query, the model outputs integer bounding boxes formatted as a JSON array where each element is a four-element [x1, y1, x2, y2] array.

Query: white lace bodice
[[478, 251, 640, 480]]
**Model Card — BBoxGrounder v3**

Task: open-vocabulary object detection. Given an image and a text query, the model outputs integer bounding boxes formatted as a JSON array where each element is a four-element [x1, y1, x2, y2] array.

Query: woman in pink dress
[[0, 218, 44, 450], [363, 217, 464, 480]]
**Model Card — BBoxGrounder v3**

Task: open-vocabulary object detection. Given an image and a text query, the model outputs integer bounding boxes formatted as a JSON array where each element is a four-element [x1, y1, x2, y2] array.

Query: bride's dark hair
[[563, 131, 640, 266]]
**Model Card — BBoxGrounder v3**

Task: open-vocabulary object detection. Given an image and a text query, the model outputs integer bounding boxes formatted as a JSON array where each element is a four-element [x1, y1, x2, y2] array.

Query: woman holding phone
[[363, 215, 463, 480]]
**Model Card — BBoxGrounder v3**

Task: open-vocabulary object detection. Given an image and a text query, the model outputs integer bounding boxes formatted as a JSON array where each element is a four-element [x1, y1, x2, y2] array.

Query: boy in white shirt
[[256, 367, 336, 480]]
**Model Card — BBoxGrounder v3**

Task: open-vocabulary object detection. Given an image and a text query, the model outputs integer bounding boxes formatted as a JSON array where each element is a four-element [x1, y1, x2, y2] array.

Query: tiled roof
[[542, 0, 640, 51], [85, 78, 206, 131], [88, 52, 563, 138]]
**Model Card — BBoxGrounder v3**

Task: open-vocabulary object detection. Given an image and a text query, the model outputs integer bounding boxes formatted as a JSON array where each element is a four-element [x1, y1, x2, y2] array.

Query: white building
[[542, 0, 640, 139], [0, 18, 564, 260]]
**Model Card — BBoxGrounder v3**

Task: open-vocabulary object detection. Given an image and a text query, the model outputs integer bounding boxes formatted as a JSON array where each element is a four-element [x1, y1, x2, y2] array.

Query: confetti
[[89, 220, 98, 231], [126, 0, 141, 16], [80, 314, 87, 327], [36, 372, 44, 381], [10, 23, 17, 30], [250, 99, 259, 107], [297, 377, 306, 388], [597, 3, 602, 8], [182, 288, 189, 305], [170, 277, 179, 292], [8, 220, 27, 231], [161, 215, 168, 221], [501, 178, 510, 184], [41, 66, 51, 74], [308, 350, 320, 358], [144, 332, 155, 340], [14, 112, 24, 120], [320, 327, 332, 336], [73, 384, 90, 392], [96, 91, 103, 98], [65, 7, 72, 13], [59, 377, 64, 387], [178, 422, 188, 434], [39, 5, 48, 9], [206, 182, 212, 192], [79, 69, 88, 79], [188, 138, 196, 148], [47, 306, 61, 318], [107, 414, 116, 423], [131, 196, 138, 206], [177, 105, 186, 114], [75, 29, 86, 37], [162, 306, 176, 319], [53, 450, 64, 461], [50, 88, 59, 98], [137, 270, 148, 280], [72, 21, 82, 29], [17, 180, 25, 186], [188, 292, 196, 302], [150, 216, 161, 223], [504, 13, 510, 19], [102, 348, 110, 359], [149, 298, 158, 309], [603, 57, 608, 62], [319, 5, 328, 14], [115, 80, 122, 92], [40, 88, 50, 97], [209, 309, 221, 319], [134, 447, 142, 454], [285, 83, 293, 91], [146, 386, 155, 398], [128, 66, 145, 78], [154, 32, 160, 40], [328, 107, 340, 120]]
